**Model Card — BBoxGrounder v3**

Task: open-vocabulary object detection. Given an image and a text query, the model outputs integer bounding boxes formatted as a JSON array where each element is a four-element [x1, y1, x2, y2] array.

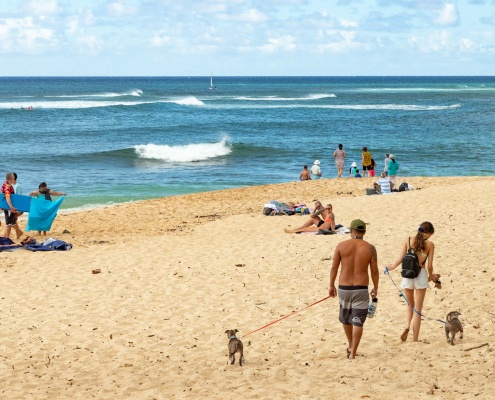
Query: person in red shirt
[[2, 172, 18, 238]]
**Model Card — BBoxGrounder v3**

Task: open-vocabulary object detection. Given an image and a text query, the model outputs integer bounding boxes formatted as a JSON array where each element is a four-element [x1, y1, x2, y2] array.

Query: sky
[[0, 0, 494, 76]]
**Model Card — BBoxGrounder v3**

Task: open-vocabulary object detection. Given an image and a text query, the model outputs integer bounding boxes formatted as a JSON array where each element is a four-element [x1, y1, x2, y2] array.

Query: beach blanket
[[22, 240, 72, 251], [26, 196, 64, 232], [23, 238, 72, 252], [0, 237, 21, 252]]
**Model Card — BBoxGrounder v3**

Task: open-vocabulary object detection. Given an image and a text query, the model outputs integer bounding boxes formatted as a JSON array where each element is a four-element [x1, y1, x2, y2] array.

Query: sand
[[1, 176, 495, 399]]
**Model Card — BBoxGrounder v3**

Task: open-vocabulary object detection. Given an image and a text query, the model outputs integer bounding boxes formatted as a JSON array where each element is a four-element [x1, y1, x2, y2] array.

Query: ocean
[[1, 76, 494, 210]]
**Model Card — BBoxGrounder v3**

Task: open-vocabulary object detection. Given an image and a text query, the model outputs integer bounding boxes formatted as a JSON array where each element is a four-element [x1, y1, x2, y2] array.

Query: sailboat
[[209, 74, 216, 90]]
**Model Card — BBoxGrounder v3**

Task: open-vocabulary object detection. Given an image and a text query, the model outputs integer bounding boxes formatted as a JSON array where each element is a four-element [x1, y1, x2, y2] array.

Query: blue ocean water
[[1, 76, 494, 209]]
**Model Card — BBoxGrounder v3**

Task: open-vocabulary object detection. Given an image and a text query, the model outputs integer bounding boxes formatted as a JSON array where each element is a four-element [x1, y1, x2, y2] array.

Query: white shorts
[[389, 175, 397, 187], [402, 267, 428, 290]]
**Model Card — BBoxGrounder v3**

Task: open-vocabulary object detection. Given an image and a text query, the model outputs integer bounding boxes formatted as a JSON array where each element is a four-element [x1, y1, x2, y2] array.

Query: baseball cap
[[349, 219, 366, 232]]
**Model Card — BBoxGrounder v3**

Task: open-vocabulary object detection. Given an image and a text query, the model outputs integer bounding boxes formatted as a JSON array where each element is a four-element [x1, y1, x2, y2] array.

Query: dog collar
[[229, 336, 237, 339]]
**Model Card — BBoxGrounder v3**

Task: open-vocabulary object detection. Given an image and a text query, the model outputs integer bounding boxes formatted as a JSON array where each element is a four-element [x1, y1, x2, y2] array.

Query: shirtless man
[[299, 165, 311, 181], [284, 204, 336, 233], [329, 219, 379, 359]]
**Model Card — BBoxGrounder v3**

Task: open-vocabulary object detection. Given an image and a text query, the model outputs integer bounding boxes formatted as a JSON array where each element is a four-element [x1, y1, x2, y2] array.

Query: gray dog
[[225, 329, 244, 366], [445, 311, 463, 345]]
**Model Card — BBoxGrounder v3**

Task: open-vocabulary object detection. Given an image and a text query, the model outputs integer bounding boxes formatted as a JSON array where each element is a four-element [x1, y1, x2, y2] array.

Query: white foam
[[133, 137, 231, 162], [356, 87, 495, 93], [170, 96, 205, 106], [205, 103, 461, 111], [235, 94, 336, 101], [0, 100, 149, 109], [0, 96, 204, 109], [46, 89, 143, 98]]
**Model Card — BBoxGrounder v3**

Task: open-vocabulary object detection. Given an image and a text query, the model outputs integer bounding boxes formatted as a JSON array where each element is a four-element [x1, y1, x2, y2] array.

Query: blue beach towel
[[24, 240, 72, 252], [26, 196, 64, 232]]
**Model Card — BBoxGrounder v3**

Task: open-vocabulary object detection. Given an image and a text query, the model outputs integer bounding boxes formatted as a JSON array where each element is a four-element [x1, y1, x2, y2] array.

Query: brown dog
[[445, 311, 463, 345], [225, 329, 244, 366]]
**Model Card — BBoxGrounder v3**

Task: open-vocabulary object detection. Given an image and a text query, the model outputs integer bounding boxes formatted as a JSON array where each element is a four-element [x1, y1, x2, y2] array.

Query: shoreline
[[12, 176, 495, 247]]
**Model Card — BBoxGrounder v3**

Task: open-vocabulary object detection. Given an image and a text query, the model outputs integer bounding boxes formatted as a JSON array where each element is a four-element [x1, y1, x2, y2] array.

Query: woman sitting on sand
[[284, 203, 338, 233], [387, 222, 440, 342]]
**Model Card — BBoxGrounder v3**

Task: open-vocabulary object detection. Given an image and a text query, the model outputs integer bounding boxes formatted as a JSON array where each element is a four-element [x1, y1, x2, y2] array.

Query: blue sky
[[1, 0, 494, 76]]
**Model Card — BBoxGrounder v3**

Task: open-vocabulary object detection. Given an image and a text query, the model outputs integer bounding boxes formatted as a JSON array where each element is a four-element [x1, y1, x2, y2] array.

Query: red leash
[[243, 295, 331, 337]]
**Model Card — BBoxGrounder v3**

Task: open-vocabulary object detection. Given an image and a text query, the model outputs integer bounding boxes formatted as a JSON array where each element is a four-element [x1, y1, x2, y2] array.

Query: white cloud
[[339, 18, 358, 28], [408, 30, 452, 52], [259, 35, 296, 53], [77, 34, 102, 55], [0, 17, 57, 53], [459, 37, 476, 50], [24, 0, 60, 16], [435, 3, 459, 26], [150, 31, 170, 47], [107, 1, 138, 17], [317, 30, 368, 52], [218, 8, 268, 23]]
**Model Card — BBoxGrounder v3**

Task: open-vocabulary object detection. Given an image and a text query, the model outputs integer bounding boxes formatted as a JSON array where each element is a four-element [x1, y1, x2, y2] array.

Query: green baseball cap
[[349, 219, 367, 232]]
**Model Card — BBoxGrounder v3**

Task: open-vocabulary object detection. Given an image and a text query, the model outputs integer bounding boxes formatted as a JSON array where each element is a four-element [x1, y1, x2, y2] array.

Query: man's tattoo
[[370, 245, 377, 263]]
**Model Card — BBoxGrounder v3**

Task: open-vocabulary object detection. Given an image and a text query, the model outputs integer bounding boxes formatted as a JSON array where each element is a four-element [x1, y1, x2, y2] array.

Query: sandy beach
[[2, 176, 495, 399]]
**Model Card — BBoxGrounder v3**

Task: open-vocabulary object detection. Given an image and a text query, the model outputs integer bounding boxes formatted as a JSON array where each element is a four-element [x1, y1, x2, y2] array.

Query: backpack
[[399, 182, 409, 192], [401, 238, 421, 278]]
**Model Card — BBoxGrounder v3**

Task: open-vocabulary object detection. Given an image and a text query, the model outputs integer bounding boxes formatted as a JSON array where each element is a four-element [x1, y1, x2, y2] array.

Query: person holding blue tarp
[[28, 182, 67, 236]]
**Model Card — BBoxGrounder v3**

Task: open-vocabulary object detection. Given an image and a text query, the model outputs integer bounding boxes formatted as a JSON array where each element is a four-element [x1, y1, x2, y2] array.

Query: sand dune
[[1, 176, 494, 399]]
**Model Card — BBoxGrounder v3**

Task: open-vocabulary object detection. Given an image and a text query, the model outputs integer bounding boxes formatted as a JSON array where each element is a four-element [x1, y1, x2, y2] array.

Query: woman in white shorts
[[387, 222, 440, 342]]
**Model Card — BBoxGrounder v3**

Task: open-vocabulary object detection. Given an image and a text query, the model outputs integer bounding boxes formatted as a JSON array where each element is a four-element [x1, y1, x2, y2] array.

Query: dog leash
[[243, 295, 331, 337], [384, 267, 446, 324]]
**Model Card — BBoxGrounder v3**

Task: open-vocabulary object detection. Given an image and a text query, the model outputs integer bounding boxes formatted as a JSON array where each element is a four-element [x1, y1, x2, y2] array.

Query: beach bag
[[292, 204, 309, 214], [399, 182, 409, 192], [401, 238, 420, 278]]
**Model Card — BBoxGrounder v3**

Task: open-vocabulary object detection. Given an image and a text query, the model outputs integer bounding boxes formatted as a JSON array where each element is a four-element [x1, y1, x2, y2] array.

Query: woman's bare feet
[[400, 328, 409, 342]]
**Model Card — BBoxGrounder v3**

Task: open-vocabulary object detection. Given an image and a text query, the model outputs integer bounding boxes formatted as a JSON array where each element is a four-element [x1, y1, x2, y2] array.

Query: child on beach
[[349, 162, 358, 177]]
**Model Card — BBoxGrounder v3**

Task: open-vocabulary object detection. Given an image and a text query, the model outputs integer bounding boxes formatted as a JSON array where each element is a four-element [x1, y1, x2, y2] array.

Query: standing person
[[1, 172, 18, 239], [386, 222, 440, 342], [329, 219, 379, 359], [349, 162, 358, 177], [369, 158, 376, 178], [361, 147, 372, 178], [387, 155, 399, 190], [12, 172, 23, 239], [299, 166, 311, 181], [29, 182, 67, 236], [333, 144, 347, 178], [383, 154, 391, 177], [310, 160, 322, 180]]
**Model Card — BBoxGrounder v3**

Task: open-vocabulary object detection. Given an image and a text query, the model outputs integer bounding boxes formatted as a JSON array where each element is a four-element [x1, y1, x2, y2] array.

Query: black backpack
[[401, 238, 421, 278], [399, 182, 409, 192]]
